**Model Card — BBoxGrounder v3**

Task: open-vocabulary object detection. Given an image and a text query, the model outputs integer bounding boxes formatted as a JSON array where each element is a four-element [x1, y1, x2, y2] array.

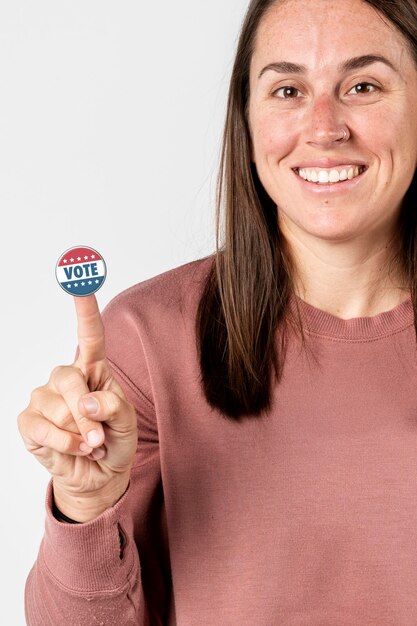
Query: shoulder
[[101, 256, 214, 409], [101, 256, 214, 368], [102, 255, 214, 325]]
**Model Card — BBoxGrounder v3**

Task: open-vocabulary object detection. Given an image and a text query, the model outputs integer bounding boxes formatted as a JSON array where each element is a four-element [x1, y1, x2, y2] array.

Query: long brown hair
[[197, 0, 417, 422]]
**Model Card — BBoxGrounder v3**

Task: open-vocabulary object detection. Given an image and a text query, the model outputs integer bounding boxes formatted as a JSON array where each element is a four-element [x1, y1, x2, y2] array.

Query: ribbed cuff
[[41, 479, 138, 592]]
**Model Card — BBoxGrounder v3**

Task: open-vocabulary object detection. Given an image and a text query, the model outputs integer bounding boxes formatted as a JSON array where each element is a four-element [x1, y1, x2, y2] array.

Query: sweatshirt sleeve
[[24, 293, 171, 626]]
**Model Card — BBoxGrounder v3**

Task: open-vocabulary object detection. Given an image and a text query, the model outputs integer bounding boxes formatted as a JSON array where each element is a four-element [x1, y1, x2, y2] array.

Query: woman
[[19, 0, 417, 623]]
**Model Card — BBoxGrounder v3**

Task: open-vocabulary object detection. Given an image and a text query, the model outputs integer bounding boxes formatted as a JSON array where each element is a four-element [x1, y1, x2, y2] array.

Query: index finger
[[74, 295, 106, 365]]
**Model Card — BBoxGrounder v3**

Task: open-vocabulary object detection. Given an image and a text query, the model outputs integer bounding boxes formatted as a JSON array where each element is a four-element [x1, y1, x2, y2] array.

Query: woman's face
[[248, 0, 417, 246]]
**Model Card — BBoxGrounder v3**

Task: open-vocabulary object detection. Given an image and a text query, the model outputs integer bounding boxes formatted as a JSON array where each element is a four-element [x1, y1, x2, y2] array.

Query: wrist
[[52, 474, 130, 523], [52, 498, 82, 524]]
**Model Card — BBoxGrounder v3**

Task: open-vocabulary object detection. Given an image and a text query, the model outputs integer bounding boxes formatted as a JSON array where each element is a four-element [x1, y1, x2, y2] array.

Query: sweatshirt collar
[[287, 293, 413, 341]]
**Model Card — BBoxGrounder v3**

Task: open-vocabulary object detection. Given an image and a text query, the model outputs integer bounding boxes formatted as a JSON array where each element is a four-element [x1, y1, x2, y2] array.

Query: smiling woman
[[20, 1, 417, 625]]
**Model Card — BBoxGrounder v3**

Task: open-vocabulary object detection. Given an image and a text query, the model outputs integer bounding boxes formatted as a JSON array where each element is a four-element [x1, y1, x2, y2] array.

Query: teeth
[[297, 166, 362, 184]]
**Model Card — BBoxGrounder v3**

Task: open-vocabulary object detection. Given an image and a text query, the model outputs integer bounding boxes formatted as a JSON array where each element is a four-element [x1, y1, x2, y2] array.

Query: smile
[[294, 165, 368, 184]]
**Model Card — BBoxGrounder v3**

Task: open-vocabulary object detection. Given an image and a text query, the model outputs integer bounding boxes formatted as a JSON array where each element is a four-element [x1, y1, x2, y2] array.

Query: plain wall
[[0, 1, 249, 623]]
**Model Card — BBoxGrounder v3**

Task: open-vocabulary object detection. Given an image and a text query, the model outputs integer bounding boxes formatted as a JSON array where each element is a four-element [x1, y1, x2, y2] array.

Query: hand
[[18, 295, 138, 522]]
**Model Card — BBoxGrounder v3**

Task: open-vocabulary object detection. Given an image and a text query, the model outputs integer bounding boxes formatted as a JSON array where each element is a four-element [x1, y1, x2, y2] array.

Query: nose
[[307, 93, 346, 146]]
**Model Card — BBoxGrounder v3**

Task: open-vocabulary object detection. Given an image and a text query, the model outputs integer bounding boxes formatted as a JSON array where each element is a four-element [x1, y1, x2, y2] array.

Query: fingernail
[[82, 397, 98, 415], [79, 442, 93, 453], [87, 429, 101, 446]]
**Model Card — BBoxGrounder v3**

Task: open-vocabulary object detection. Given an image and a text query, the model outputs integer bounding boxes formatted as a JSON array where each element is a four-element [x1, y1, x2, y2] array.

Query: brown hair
[[197, 0, 417, 421]]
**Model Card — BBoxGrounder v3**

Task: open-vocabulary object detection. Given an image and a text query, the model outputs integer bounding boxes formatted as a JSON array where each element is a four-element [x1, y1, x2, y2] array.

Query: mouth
[[292, 164, 368, 183]]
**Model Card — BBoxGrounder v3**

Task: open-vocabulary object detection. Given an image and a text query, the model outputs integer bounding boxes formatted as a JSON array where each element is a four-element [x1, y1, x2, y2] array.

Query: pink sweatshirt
[[25, 257, 417, 625]]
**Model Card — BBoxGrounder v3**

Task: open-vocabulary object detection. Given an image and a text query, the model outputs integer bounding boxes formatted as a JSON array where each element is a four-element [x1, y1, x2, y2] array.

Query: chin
[[279, 210, 366, 243]]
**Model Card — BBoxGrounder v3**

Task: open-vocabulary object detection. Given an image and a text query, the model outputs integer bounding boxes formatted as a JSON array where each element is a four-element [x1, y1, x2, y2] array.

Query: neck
[[282, 226, 410, 319]]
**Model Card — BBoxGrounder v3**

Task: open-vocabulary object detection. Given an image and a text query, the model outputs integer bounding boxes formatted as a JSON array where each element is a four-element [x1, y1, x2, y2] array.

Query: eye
[[347, 82, 380, 95], [273, 86, 302, 99]]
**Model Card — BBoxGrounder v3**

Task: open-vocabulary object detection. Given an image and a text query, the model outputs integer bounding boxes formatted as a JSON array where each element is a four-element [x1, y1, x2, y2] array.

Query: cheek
[[349, 106, 417, 201], [393, 117, 417, 172], [251, 111, 297, 164], [361, 102, 417, 160]]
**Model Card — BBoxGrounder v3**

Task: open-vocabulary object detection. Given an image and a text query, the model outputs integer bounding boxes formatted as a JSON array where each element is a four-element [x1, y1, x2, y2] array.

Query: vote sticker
[[55, 246, 107, 296]]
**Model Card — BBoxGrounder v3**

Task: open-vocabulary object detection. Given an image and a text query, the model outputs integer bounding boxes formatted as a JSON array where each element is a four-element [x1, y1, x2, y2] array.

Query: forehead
[[251, 0, 410, 73]]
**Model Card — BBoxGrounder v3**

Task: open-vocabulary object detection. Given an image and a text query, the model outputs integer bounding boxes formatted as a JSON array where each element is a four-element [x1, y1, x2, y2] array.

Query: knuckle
[[76, 414, 91, 428], [56, 408, 75, 430], [50, 365, 67, 381], [57, 369, 84, 394], [16, 409, 29, 434], [105, 392, 122, 417], [30, 386, 46, 403], [30, 386, 56, 412], [51, 363, 80, 384], [60, 432, 75, 453], [35, 420, 51, 446]]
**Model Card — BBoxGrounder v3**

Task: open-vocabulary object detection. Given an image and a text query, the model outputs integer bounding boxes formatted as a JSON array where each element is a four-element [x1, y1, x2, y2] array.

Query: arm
[[24, 378, 170, 625], [21, 297, 171, 625]]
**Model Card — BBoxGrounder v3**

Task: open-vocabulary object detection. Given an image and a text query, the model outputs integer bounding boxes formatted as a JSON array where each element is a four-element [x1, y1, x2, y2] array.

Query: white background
[[0, 1, 249, 623]]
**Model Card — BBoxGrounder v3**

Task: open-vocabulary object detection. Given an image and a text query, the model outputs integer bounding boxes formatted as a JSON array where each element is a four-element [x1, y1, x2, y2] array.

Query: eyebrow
[[258, 54, 399, 79]]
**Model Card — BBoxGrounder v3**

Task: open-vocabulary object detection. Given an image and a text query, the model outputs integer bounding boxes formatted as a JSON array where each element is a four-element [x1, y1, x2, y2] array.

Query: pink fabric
[[25, 257, 417, 625]]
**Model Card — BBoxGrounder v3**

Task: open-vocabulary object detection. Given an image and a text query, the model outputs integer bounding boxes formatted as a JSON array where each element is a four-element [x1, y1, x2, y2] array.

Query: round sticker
[[55, 246, 107, 296]]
